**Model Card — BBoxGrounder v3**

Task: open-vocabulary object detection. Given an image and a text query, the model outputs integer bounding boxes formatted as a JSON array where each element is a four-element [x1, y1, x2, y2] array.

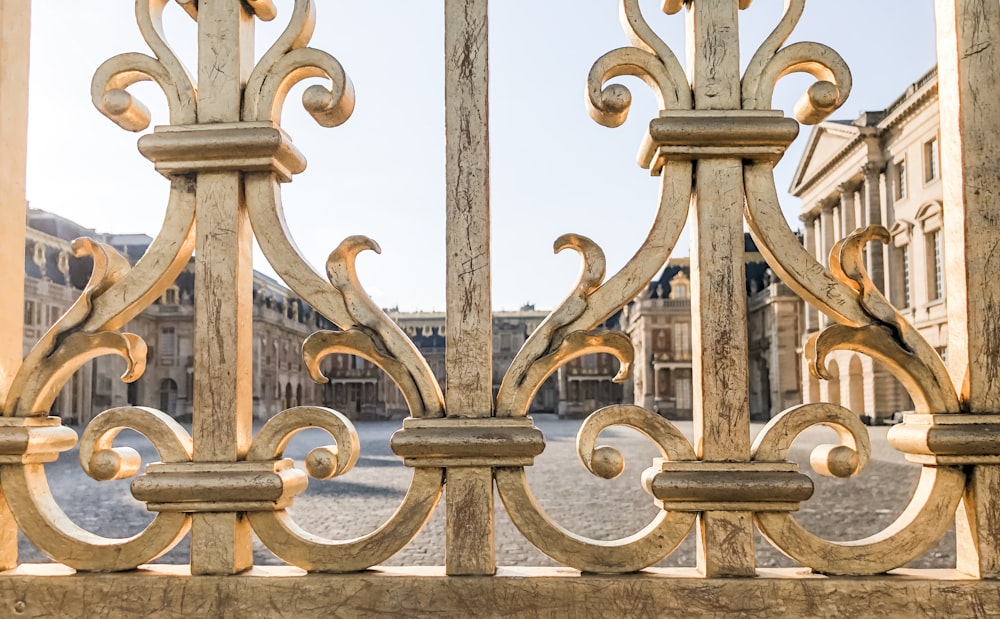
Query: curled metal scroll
[[243, 0, 355, 127], [244, 176, 444, 419], [587, 0, 692, 126], [92, 0, 197, 130], [2, 408, 193, 571], [740, 3, 963, 570], [496, 164, 692, 416], [236, 0, 446, 570], [246, 407, 442, 572], [496, 405, 696, 573], [752, 403, 964, 575], [741, 0, 852, 125]]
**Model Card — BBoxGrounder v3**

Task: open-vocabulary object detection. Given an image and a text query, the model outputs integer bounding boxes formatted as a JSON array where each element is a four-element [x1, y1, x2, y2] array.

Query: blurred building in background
[[791, 67, 941, 424]]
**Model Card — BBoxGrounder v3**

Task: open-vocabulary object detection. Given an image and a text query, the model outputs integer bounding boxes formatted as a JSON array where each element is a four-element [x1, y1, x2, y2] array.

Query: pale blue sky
[[25, 1, 937, 311]]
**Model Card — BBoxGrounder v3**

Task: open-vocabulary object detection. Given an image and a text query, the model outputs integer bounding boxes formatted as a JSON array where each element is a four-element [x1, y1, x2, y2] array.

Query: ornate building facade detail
[[22, 210, 565, 423], [791, 67, 943, 424], [24, 211, 796, 425], [625, 240, 801, 421]]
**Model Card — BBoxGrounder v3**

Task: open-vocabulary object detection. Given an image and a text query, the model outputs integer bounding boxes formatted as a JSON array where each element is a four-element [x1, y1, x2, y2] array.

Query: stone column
[[820, 199, 837, 327], [0, 0, 29, 570], [799, 213, 819, 333], [820, 199, 836, 262], [838, 180, 858, 235], [937, 0, 1000, 579], [861, 162, 886, 292], [813, 215, 823, 262]]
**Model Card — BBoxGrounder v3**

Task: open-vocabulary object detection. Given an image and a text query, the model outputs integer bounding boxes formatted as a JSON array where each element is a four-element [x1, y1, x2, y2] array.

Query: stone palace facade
[[791, 67, 942, 424], [22, 207, 798, 424]]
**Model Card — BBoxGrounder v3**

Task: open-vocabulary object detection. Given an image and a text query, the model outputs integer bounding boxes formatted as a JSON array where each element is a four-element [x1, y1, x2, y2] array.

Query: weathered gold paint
[[0, 0, 995, 613]]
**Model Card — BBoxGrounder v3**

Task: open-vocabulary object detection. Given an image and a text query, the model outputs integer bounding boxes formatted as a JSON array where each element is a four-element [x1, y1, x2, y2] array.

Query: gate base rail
[[0, 565, 995, 617]]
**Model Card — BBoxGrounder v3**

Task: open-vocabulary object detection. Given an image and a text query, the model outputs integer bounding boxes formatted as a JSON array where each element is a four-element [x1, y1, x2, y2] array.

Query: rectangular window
[[160, 327, 176, 360], [654, 328, 671, 352], [894, 159, 907, 200], [47, 305, 62, 325], [929, 230, 944, 301], [675, 376, 692, 410], [24, 300, 34, 326], [924, 137, 939, 182], [674, 323, 691, 359]]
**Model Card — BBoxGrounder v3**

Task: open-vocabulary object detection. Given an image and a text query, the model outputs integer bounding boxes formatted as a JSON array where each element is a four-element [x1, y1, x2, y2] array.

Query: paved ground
[[18, 416, 954, 570]]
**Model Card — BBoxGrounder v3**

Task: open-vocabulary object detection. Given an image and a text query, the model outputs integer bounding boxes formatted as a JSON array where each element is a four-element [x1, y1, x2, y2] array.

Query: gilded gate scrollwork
[[0, 0, 996, 586]]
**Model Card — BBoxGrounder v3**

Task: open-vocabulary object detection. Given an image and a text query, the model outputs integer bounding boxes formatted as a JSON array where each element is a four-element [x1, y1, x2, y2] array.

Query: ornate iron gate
[[0, 0, 998, 615]]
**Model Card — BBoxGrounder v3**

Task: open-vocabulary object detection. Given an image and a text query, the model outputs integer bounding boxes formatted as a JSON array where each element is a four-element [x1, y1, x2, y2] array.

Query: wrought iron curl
[[91, 0, 197, 130], [246, 406, 359, 481], [303, 252, 444, 419], [586, 0, 692, 127], [243, 0, 355, 127], [1, 407, 193, 571], [6, 239, 141, 418], [242, 405, 442, 572], [496, 167, 691, 417], [740, 0, 851, 125], [495, 405, 697, 573], [497, 235, 616, 415], [753, 403, 871, 481], [502, 0, 693, 416], [751, 405, 964, 575], [806, 228, 958, 414], [245, 181, 445, 418]]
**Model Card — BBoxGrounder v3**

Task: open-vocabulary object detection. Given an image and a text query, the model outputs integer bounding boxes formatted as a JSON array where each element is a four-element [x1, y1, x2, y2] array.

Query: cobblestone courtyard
[[21, 417, 954, 569]]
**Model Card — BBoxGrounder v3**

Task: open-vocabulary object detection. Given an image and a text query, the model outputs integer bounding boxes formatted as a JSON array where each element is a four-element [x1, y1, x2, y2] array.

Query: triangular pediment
[[789, 121, 861, 195]]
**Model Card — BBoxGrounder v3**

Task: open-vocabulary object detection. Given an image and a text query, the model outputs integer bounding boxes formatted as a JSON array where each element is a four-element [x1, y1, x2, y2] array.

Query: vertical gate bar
[[190, 0, 256, 576], [936, 0, 1000, 579], [444, 0, 495, 575], [0, 0, 29, 571], [686, 0, 756, 577]]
